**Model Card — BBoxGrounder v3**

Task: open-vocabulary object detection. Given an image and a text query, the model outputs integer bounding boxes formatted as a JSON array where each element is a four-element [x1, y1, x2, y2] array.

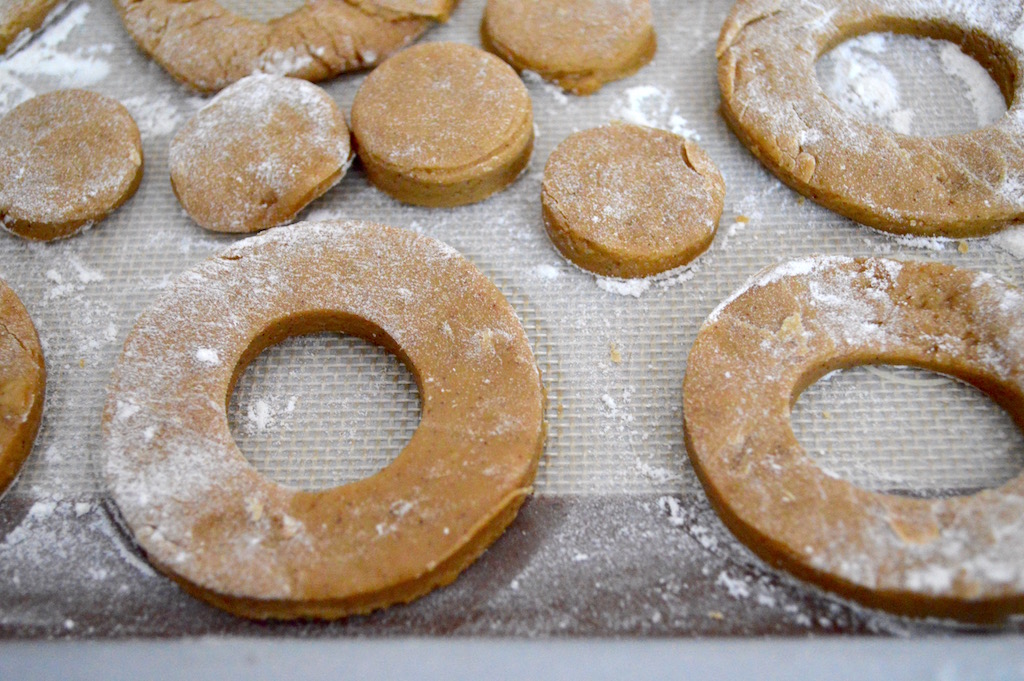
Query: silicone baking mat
[[1, 0, 1023, 638]]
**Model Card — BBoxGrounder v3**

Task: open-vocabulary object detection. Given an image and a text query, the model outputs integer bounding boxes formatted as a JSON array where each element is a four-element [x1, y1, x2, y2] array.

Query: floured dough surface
[[0, 278, 46, 496], [102, 221, 546, 619], [482, 0, 656, 95], [717, 0, 1024, 237], [170, 74, 352, 234], [685, 256, 1024, 622], [0, 0, 63, 54], [351, 42, 533, 207], [0, 89, 143, 241], [112, 0, 450, 93], [542, 123, 725, 278]]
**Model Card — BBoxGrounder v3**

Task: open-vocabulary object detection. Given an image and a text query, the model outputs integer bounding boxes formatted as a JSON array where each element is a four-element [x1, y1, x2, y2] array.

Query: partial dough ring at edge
[[684, 256, 1024, 622], [113, 0, 459, 93], [102, 221, 546, 619], [717, 0, 1024, 238]]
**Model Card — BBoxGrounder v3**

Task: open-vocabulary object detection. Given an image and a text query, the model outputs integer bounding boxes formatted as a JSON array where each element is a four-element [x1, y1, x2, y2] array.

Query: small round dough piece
[[482, 0, 656, 95], [170, 75, 352, 234], [717, 0, 1024, 237], [0, 90, 143, 241], [103, 220, 546, 620], [112, 0, 458, 93], [0, 0, 63, 54], [542, 123, 725, 279], [0, 279, 46, 496], [685, 256, 1024, 622], [351, 42, 534, 207]]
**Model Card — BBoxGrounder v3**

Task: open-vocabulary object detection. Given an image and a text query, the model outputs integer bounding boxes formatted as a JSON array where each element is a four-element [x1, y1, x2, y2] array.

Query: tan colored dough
[[103, 221, 546, 620], [717, 0, 1024, 237], [0, 0, 63, 54], [112, 0, 459, 93], [351, 42, 533, 207], [0, 90, 143, 241], [684, 256, 1024, 622], [0, 278, 46, 497], [542, 123, 724, 279], [169, 75, 352, 234], [481, 0, 656, 95]]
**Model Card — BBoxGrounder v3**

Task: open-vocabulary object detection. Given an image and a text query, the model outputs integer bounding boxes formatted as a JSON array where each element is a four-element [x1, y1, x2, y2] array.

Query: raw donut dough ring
[[481, 0, 656, 96], [170, 74, 353, 234], [0, 90, 143, 241], [0, 278, 46, 496], [541, 123, 725, 278], [717, 0, 1024, 238], [684, 256, 1024, 622], [351, 42, 533, 207], [103, 221, 546, 619], [113, 0, 460, 93]]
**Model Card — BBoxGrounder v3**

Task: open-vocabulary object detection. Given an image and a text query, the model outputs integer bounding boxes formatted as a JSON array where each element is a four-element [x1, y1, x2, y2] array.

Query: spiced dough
[[0, 0, 63, 54], [351, 42, 533, 207], [113, 0, 459, 93], [684, 256, 1024, 621], [0, 279, 45, 497], [0, 90, 143, 241], [717, 0, 1024, 238], [482, 0, 656, 95], [102, 220, 546, 619], [542, 123, 725, 279], [170, 74, 352, 234]]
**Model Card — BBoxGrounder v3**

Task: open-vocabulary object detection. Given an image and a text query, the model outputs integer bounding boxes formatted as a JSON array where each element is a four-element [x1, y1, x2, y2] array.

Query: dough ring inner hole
[[793, 364, 1024, 497], [815, 31, 1008, 136], [227, 321, 422, 491]]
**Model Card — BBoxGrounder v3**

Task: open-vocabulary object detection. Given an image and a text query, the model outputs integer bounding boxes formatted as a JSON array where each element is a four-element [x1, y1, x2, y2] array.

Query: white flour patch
[[610, 86, 701, 139]]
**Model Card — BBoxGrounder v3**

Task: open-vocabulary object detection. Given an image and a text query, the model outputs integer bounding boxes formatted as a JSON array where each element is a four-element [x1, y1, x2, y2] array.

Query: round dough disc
[[170, 74, 352, 234], [0, 90, 143, 241], [103, 220, 546, 620], [685, 256, 1024, 622], [482, 0, 656, 95], [350, 42, 534, 207], [542, 123, 725, 278]]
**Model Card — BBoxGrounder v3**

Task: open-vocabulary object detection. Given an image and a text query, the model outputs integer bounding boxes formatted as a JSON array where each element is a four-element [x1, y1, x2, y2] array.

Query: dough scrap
[[0, 90, 143, 241], [717, 0, 1024, 237], [0, 278, 46, 497], [542, 123, 725, 278], [0, 0, 63, 54], [482, 0, 656, 95], [170, 74, 352, 234], [351, 42, 533, 207], [103, 221, 546, 620], [685, 256, 1024, 622]]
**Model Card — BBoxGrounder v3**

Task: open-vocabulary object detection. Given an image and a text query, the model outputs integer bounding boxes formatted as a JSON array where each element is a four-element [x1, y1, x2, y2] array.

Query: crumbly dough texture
[[0, 89, 143, 241], [482, 0, 656, 95], [0, 0, 63, 54], [0, 279, 46, 496], [112, 0, 459, 93], [684, 256, 1024, 622], [170, 75, 352, 234], [103, 221, 546, 620], [351, 42, 533, 207], [541, 123, 725, 278], [717, 0, 1024, 238]]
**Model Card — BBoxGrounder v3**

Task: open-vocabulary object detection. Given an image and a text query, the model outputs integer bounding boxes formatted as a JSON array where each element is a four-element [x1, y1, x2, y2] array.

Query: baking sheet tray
[[1, 0, 1024, 638]]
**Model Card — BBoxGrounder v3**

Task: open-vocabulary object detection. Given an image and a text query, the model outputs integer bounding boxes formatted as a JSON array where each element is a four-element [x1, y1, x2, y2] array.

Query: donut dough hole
[[684, 256, 1024, 622], [542, 123, 725, 279], [0, 90, 143, 241], [0, 279, 46, 497], [0, 0, 63, 54], [113, 0, 459, 93], [103, 221, 546, 620], [351, 42, 533, 207], [170, 75, 352, 234], [717, 0, 1024, 237], [482, 0, 656, 95]]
